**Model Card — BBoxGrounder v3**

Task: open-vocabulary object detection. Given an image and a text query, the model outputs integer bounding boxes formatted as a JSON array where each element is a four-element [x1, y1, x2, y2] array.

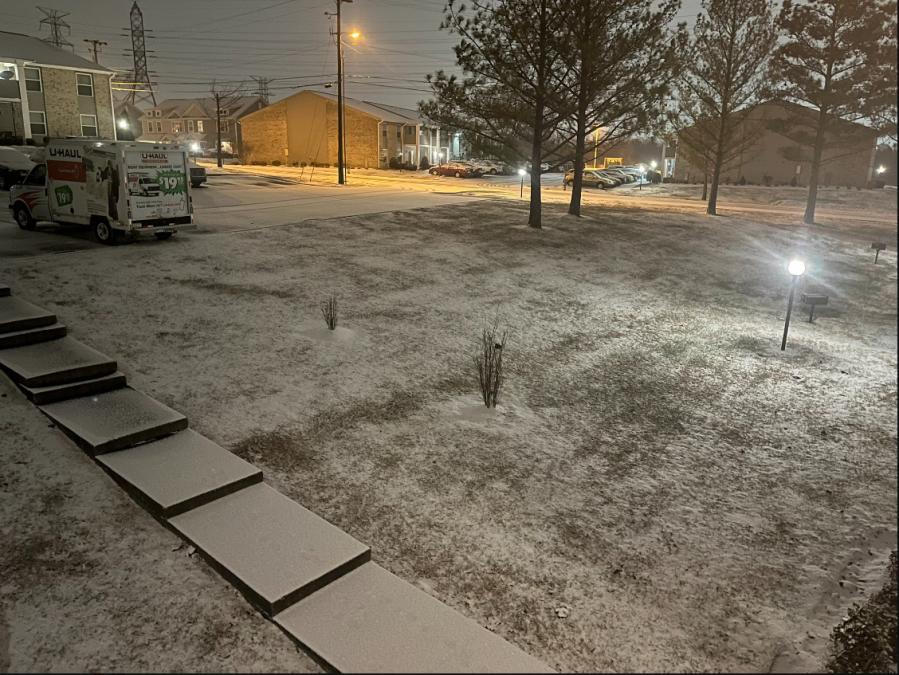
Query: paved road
[[0, 174, 484, 260]]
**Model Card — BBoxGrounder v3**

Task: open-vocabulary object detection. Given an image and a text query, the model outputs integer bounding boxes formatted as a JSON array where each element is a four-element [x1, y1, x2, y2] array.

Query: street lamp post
[[781, 259, 806, 351], [519, 168, 526, 198]]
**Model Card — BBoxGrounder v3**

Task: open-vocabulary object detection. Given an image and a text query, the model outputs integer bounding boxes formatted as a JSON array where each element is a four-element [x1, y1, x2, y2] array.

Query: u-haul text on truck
[[8, 139, 196, 245]]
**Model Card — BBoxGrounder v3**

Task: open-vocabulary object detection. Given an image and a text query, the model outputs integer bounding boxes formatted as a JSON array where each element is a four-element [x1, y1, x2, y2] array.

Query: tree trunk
[[702, 166, 708, 201], [528, 107, 544, 229], [568, 78, 589, 218], [707, 111, 728, 215], [803, 107, 828, 225]]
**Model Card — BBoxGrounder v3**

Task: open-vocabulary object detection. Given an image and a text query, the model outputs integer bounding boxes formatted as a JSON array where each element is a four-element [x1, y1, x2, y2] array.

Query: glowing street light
[[781, 259, 806, 350], [350, 30, 361, 39], [118, 118, 129, 129], [518, 167, 527, 198], [877, 165, 887, 174], [190, 142, 200, 153], [650, 160, 657, 169]]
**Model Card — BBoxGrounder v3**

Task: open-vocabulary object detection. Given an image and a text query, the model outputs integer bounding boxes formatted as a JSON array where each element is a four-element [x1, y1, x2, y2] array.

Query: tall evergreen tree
[[557, 0, 684, 217], [771, 0, 898, 224], [677, 0, 778, 216], [422, 0, 571, 228]]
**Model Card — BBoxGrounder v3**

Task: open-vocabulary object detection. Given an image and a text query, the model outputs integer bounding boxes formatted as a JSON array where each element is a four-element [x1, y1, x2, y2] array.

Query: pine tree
[[771, 0, 898, 224], [423, 0, 571, 228], [677, 0, 778, 216]]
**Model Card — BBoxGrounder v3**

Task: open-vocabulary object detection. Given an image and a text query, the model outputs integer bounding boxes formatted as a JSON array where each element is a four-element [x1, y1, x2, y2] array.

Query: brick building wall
[[673, 102, 877, 188], [38, 68, 113, 140], [324, 100, 380, 169], [241, 100, 288, 164]]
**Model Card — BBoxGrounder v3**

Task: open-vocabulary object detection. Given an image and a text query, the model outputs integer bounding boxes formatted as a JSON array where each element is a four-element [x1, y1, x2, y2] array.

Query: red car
[[428, 162, 482, 178]]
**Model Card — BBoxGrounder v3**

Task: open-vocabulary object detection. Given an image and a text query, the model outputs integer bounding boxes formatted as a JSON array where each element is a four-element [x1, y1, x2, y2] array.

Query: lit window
[[219, 120, 229, 132], [76, 72, 94, 97], [172, 121, 183, 133], [197, 120, 204, 132], [24, 67, 42, 92], [29, 111, 47, 135], [80, 114, 98, 137]]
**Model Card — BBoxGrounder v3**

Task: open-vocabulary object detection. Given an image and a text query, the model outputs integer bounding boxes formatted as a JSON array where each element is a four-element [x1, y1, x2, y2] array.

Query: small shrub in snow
[[271, 160, 281, 166], [320, 296, 338, 330], [474, 320, 508, 408], [739, 175, 747, 185]]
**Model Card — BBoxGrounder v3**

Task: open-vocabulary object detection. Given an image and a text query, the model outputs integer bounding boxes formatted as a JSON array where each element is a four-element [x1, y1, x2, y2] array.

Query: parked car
[[564, 169, 617, 189], [188, 162, 207, 188], [595, 171, 624, 186], [0, 147, 36, 191], [603, 168, 636, 183], [468, 159, 513, 175], [429, 162, 482, 178]]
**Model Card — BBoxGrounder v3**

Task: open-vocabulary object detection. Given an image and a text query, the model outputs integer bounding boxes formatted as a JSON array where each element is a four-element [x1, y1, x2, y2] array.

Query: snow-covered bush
[[475, 320, 507, 408]]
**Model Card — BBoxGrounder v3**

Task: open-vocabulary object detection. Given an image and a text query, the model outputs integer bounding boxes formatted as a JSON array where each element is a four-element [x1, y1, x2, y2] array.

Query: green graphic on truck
[[155, 169, 187, 195], [55, 185, 74, 207]]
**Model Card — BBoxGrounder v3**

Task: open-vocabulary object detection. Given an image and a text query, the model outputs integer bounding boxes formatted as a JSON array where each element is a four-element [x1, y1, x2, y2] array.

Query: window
[[197, 120, 204, 132], [80, 114, 98, 137], [187, 119, 194, 132], [172, 121, 183, 133], [216, 108, 229, 117], [24, 164, 47, 186], [156, 121, 162, 133], [76, 72, 94, 97], [219, 120, 229, 132], [29, 111, 47, 135], [24, 67, 42, 92], [382, 127, 387, 137], [144, 121, 150, 133]]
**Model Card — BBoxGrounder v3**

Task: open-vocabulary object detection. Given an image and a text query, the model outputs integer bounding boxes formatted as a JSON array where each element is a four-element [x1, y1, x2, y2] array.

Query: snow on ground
[[2, 199, 896, 672], [0, 376, 320, 672]]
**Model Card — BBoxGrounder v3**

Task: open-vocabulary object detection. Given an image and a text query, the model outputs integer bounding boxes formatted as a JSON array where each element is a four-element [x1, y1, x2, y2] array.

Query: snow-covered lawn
[[4, 200, 896, 672]]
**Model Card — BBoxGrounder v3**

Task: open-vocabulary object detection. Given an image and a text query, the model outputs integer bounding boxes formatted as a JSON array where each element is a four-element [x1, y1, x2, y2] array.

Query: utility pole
[[83, 39, 107, 64], [251, 76, 271, 104], [38, 7, 73, 50], [326, 0, 353, 185]]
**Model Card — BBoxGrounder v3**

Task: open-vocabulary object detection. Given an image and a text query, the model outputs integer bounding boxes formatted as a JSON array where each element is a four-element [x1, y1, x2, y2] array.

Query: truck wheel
[[94, 219, 117, 245], [154, 232, 173, 240], [14, 205, 36, 231]]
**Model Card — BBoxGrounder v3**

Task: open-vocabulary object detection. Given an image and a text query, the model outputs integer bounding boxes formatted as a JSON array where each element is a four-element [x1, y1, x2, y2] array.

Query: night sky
[[1, 0, 703, 110]]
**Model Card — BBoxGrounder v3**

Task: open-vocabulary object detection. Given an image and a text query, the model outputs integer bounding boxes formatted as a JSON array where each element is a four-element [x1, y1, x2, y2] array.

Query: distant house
[[1, 31, 116, 144], [136, 96, 266, 155], [672, 100, 880, 188], [239, 90, 447, 168]]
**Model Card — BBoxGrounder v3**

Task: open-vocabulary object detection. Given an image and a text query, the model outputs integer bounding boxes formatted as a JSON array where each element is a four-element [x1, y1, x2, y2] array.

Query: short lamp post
[[519, 168, 526, 198], [781, 259, 806, 351]]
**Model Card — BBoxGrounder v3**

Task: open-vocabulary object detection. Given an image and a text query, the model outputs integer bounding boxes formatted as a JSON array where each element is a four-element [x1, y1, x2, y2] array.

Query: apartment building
[[137, 96, 266, 155], [1, 31, 116, 144]]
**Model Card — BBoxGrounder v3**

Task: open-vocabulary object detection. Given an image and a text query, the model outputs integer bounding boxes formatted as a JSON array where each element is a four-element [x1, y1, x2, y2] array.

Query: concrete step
[[21, 370, 127, 405], [276, 563, 555, 674], [40, 387, 188, 455], [0, 296, 56, 334], [169, 483, 370, 617], [0, 336, 116, 388], [0, 284, 10, 297], [0, 323, 67, 350], [98, 429, 263, 518]]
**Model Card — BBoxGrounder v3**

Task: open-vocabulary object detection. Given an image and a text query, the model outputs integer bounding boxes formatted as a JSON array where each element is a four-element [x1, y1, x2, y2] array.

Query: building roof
[[145, 96, 264, 120], [0, 31, 113, 73], [312, 92, 423, 125]]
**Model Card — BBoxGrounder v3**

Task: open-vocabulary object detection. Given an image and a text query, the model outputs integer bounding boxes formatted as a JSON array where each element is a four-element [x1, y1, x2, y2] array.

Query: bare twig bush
[[321, 296, 338, 330], [475, 320, 508, 408]]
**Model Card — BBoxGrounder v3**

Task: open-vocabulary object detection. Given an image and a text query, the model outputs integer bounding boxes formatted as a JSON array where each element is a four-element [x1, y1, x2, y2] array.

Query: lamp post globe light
[[518, 168, 527, 198], [781, 259, 806, 350]]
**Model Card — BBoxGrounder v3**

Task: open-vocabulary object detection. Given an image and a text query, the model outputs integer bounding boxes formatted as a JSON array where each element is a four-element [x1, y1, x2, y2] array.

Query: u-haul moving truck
[[8, 139, 196, 244]]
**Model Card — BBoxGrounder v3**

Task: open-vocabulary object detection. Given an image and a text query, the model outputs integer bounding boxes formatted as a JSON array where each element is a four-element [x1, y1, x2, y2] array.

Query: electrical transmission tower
[[251, 76, 271, 103], [38, 7, 73, 50], [126, 1, 156, 106]]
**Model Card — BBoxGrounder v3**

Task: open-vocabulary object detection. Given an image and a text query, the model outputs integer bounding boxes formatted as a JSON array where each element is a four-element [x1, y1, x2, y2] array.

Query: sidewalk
[[0, 374, 320, 673]]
